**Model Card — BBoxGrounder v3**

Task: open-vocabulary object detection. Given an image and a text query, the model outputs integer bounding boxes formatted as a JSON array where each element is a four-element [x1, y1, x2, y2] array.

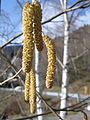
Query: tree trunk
[[35, 48, 44, 120], [60, 0, 69, 119]]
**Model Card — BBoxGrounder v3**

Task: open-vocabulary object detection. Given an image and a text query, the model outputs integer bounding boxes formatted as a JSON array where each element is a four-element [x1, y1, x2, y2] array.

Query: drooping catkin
[[25, 73, 30, 102], [22, 2, 34, 73], [33, 0, 43, 51], [29, 69, 36, 113], [43, 35, 56, 88]]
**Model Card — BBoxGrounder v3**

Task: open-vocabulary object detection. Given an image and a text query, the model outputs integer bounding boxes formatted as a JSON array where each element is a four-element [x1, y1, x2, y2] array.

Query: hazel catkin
[[22, 2, 34, 73], [29, 69, 36, 113], [24, 73, 30, 102], [33, 0, 43, 51], [43, 35, 56, 88]]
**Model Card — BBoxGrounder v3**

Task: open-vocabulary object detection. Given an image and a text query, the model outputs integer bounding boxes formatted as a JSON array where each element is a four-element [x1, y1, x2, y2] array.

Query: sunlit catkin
[[25, 73, 30, 102], [22, 2, 34, 73], [29, 69, 36, 113], [33, 0, 43, 51], [43, 35, 56, 88]]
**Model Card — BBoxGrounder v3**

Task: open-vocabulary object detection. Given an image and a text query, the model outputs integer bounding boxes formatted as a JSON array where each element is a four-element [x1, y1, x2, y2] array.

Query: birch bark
[[60, 0, 69, 119]]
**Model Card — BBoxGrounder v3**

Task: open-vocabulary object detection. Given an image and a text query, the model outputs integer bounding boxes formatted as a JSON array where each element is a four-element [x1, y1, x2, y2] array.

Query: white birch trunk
[[60, 0, 69, 119], [35, 47, 44, 120], [32, 1, 43, 120]]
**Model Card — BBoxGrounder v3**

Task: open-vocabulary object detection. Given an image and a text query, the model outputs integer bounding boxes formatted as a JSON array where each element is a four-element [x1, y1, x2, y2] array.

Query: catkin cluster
[[43, 35, 56, 88], [24, 69, 36, 113], [22, 1, 56, 114], [33, 0, 43, 51], [22, 1, 43, 73], [22, 2, 34, 73]]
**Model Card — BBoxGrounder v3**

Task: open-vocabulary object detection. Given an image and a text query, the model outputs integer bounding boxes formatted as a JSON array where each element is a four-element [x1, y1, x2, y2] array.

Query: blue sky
[[0, 0, 90, 45]]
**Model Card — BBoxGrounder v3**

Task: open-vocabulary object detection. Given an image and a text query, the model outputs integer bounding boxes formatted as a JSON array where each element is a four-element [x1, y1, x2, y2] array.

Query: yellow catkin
[[29, 69, 36, 113], [25, 73, 30, 102], [33, 0, 43, 51], [22, 2, 34, 73], [43, 35, 56, 88]]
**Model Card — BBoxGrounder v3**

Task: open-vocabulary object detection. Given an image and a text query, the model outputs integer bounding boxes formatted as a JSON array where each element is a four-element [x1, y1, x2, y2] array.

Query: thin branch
[[16, 0, 23, 9], [0, 94, 14, 102], [0, 68, 22, 86], [68, 96, 90, 109], [12, 112, 51, 120], [0, 66, 10, 77], [0, 33, 23, 49], [67, 49, 89, 64], [59, 0, 64, 8], [56, 56, 64, 69], [0, 50, 24, 85], [37, 91, 63, 120], [81, 110, 88, 120], [69, 0, 89, 9], [0, 50, 18, 70], [42, 2, 90, 25], [55, 96, 90, 112], [55, 103, 87, 112]]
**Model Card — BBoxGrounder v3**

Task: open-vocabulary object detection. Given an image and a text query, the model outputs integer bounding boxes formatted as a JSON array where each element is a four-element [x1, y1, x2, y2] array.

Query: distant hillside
[[54, 24, 90, 84], [54, 24, 90, 57]]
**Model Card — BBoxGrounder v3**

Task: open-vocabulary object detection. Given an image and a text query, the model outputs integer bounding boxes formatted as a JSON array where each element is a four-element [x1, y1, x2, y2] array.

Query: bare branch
[[0, 33, 23, 49], [16, 0, 23, 9], [67, 49, 89, 64], [81, 110, 88, 120], [0, 94, 14, 102], [12, 112, 51, 120], [69, 0, 89, 8], [0, 68, 22, 86], [56, 56, 64, 69], [42, 4, 90, 25], [55, 96, 90, 112], [0, 50, 24, 85], [37, 91, 63, 120], [0, 66, 10, 77]]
